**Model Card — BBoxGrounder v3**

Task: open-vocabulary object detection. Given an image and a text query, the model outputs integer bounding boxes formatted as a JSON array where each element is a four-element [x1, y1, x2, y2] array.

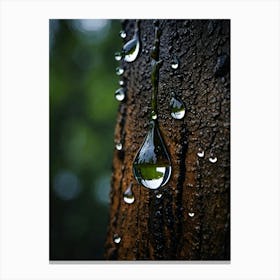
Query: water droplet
[[115, 88, 126, 101], [188, 212, 195, 217], [133, 120, 172, 190], [116, 67, 124, 76], [113, 234, 121, 244], [122, 30, 141, 63], [115, 142, 122, 150], [171, 56, 179, 69], [119, 30, 126, 38], [123, 183, 135, 204], [114, 52, 122, 61], [119, 80, 124, 86], [197, 149, 204, 158], [170, 93, 185, 119], [151, 110, 157, 120], [156, 193, 162, 199], [209, 156, 217, 163]]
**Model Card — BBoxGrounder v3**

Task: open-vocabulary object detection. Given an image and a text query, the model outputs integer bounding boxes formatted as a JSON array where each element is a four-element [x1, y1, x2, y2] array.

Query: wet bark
[[105, 19, 230, 260]]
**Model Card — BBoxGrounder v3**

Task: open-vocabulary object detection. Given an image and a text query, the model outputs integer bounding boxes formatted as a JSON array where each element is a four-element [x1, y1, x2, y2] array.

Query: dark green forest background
[[50, 19, 122, 260]]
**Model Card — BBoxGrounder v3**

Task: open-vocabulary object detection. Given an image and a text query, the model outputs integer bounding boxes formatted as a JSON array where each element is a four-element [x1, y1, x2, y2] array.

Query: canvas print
[[50, 19, 230, 261]]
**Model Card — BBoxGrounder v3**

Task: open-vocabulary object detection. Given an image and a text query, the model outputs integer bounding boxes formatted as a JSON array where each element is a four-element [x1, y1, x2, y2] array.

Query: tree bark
[[105, 19, 230, 260]]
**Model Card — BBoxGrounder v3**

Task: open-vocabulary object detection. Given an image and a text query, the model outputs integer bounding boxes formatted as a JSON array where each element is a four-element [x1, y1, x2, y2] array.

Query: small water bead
[[151, 110, 157, 120], [114, 52, 122, 61], [133, 120, 172, 190], [119, 30, 126, 38], [188, 212, 195, 217], [119, 80, 124, 86], [197, 149, 205, 158], [209, 156, 218, 163], [123, 183, 135, 204], [171, 56, 179, 69], [156, 193, 162, 199], [115, 142, 122, 151], [170, 93, 186, 119], [116, 67, 124, 76], [113, 234, 121, 244], [115, 88, 126, 101]]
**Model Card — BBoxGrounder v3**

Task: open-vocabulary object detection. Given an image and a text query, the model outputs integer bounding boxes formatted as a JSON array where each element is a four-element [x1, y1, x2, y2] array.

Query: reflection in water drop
[[114, 52, 122, 61], [119, 80, 124, 86], [113, 234, 121, 244], [188, 212, 195, 217], [134, 165, 171, 190], [123, 183, 135, 204], [133, 120, 171, 190], [115, 142, 122, 151], [170, 93, 185, 119], [119, 30, 127, 38], [115, 88, 126, 101], [171, 56, 179, 69], [116, 67, 124, 76], [209, 157, 218, 163], [197, 149, 205, 158]]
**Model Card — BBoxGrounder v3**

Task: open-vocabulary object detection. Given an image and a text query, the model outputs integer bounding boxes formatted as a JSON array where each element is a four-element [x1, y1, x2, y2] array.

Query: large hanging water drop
[[122, 20, 141, 63], [170, 92, 186, 119], [133, 120, 171, 190], [123, 183, 135, 204]]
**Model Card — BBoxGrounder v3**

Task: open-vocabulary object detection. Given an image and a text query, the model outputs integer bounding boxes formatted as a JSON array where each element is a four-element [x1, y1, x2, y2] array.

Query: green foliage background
[[50, 19, 121, 260]]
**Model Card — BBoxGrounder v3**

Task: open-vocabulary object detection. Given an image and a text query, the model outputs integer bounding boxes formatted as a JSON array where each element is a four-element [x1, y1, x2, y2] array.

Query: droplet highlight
[[170, 93, 185, 119], [113, 234, 121, 244], [133, 120, 171, 190], [115, 88, 126, 101], [116, 67, 124, 76], [123, 183, 135, 204], [209, 156, 217, 163], [119, 30, 126, 39], [119, 80, 124, 86], [188, 212, 195, 217]]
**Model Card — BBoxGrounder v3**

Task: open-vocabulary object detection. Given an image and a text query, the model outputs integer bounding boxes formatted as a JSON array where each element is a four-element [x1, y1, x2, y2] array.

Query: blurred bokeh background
[[50, 19, 122, 260]]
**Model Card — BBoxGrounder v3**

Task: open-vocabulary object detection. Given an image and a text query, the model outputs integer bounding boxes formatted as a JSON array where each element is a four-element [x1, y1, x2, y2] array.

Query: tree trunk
[[105, 19, 230, 260]]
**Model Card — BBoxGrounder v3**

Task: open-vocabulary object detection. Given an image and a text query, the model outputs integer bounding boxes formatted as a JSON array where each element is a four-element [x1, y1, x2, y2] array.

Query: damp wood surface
[[105, 19, 230, 260]]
